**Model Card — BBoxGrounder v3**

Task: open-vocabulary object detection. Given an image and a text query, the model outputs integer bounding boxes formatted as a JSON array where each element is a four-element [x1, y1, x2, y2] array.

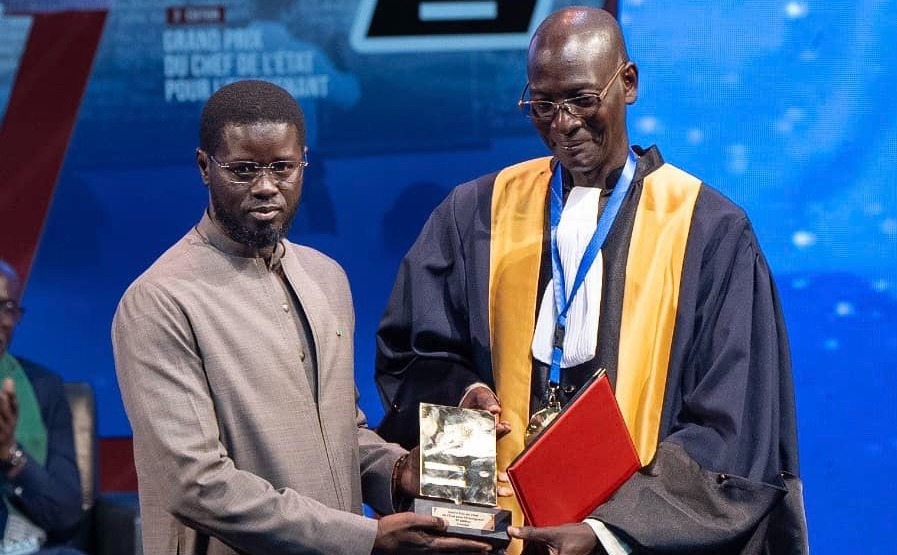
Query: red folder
[[507, 371, 641, 527]]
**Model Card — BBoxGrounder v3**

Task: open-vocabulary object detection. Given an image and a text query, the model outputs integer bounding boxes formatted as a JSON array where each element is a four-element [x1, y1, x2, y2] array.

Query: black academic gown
[[375, 146, 809, 554]]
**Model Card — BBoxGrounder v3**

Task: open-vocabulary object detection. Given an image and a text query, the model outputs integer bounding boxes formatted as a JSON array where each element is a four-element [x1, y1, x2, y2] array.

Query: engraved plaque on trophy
[[412, 403, 511, 548]]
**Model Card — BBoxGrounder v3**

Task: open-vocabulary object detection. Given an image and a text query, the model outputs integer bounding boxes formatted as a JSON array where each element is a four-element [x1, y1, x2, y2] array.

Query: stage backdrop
[[1, 1, 895, 552]]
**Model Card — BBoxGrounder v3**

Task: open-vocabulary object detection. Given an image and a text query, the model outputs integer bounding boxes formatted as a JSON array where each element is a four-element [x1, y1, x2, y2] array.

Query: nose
[[551, 104, 581, 134], [248, 171, 280, 196]]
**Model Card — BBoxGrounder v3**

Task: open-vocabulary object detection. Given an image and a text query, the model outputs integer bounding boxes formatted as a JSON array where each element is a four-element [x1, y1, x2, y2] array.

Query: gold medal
[[524, 384, 562, 445]]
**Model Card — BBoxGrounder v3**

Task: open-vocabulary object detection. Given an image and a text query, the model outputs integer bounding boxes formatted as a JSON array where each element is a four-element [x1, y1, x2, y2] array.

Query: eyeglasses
[[0, 300, 24, 324], [518, 62, 628, 121], [208, 147, 309, 185]]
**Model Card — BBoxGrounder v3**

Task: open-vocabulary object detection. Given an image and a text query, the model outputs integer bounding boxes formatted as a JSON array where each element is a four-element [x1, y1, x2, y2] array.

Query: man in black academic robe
[[375, 7, 808, 555]]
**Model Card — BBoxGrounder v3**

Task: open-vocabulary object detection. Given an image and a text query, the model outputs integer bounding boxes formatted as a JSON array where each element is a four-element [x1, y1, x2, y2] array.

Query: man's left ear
[[623, 62, 639, 104], [196, 148, 211, 186]]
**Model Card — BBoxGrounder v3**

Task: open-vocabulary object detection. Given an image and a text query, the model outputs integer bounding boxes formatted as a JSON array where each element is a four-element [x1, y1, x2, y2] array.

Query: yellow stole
[[489, 157, 701, 551]]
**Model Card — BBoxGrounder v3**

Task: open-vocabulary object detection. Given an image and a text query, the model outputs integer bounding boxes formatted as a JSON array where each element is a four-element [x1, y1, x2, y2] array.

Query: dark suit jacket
[[2, 357, 83, 542]]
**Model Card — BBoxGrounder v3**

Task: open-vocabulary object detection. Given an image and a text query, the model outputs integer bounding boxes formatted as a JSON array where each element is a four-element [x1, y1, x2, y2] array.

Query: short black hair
[[199, 80, 306, 155]]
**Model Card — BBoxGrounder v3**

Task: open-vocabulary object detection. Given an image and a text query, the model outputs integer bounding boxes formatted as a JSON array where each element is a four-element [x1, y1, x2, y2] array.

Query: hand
[[398, 446, 514, 499], [374, 512, 493, 554], [396, 448, 420, 498], [507, 523, 599, 555], [497, 470, 514, 498], [0, 378, 18, 453], [394, 448, 510, 503], [459, 385, 511, 439]]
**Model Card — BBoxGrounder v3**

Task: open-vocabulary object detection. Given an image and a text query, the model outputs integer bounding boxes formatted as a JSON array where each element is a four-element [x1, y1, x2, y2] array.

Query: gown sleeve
[[375, 186, 487, 448], [595, 209, 808, 555]]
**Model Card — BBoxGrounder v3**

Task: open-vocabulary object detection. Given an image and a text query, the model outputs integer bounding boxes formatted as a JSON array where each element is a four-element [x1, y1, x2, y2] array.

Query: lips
[[247, 205, 282, 222], [249, 205, 280, 213], [558, 141, 585, 151]]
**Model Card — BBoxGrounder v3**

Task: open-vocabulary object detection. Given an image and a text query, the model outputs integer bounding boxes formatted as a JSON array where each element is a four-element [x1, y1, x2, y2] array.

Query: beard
[[210, 190, 297, 249]]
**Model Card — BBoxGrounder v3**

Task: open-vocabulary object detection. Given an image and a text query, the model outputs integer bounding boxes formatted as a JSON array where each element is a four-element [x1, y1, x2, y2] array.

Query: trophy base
[[413, 498, 511, 548]]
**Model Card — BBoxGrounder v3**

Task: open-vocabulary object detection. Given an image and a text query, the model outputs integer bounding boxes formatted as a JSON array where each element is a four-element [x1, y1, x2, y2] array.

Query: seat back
[[64, 381, 97, 511]]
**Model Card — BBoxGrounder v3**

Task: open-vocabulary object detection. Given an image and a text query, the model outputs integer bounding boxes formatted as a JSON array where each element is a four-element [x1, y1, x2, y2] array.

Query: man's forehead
[[218, 122, 300, 145], [527, 46, 615, 93], [531, 32, 611, 68]]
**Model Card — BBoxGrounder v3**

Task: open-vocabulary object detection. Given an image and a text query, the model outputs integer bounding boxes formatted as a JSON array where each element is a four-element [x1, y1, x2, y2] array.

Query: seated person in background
[[0, 260, 84, 555]]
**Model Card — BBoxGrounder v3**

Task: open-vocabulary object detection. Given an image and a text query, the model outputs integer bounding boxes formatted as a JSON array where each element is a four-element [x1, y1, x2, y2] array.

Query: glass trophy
[[413, 403, 511, 548]]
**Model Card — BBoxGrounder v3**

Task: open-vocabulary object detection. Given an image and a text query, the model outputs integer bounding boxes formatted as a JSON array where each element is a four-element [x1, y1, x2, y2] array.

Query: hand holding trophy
[[411, 402, 511, 549]]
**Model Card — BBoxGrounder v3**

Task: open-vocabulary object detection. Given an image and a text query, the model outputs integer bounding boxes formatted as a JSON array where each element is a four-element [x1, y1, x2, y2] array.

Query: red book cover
[[507, 371, 641, 527]]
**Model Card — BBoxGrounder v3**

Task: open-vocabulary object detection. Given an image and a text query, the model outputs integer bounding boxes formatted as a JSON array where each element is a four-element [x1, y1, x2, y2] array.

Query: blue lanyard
[[548, 149, 638, 383]]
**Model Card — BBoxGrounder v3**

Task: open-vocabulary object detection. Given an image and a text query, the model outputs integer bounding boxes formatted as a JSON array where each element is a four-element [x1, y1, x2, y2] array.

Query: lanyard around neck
[[548, 149, 638, 384]]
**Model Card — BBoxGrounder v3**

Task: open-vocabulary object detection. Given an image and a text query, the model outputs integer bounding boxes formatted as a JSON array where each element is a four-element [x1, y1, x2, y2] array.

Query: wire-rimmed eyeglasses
[[208, 146, 309, 185], [518, 62, 628, 121]]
